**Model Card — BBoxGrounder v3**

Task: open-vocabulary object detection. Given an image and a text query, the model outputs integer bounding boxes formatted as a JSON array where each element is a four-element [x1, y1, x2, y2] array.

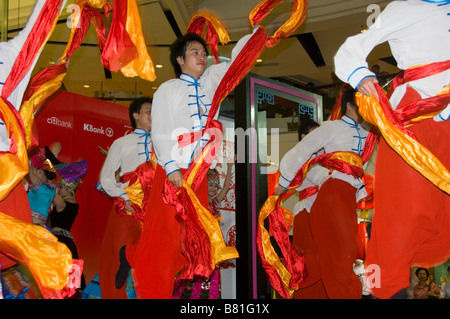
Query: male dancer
[[98, 97, 154, 299], [334, 0, 450, 299], [130, 28, 260, 299], [275, 89, 370, 299]]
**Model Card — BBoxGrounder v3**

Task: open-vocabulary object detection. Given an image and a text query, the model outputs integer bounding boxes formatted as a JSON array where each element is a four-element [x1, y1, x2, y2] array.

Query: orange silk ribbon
[[0, 98, 28, 201], [249, 0, 308, 48], [101, 0, 156, 81], [355, 84, 450, 195], [187, 12, 231, 63], [0, 211, 73, 297], [0, 0, 66, 201], [120, 0, 156, 81], [115, 153, 157, 227]]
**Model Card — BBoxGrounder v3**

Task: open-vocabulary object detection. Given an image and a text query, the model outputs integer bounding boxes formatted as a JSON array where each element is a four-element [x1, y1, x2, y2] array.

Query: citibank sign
[[47, 116, 72, 128]]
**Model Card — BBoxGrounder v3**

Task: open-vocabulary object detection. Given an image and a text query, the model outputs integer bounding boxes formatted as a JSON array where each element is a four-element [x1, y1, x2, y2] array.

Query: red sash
[[113, 156, 156, 227]]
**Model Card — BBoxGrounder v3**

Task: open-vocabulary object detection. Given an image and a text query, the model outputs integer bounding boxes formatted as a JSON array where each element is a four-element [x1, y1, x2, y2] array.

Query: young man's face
[[134, 102, 152, 132], [177, 41, 207, 79]]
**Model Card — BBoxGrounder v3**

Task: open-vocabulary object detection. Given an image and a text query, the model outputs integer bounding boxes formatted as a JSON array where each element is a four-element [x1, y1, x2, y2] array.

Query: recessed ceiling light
[[256, 59, 263, 63], [83, 84, 90, 88], [156, 64, 163, 68]]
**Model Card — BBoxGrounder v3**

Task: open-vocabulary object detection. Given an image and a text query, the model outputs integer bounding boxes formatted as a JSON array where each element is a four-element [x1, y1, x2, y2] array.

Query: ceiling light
[[256, 59, 263, 63], [83, 84, 90, 88], [156, 64, 163, 68]]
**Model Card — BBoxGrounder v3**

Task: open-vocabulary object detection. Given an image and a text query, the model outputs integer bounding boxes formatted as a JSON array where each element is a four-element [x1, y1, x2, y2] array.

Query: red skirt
[[292, 209, 328, 299], [366, 88, 450, 299], [131, 165, 208, 299], [308, 178, 362, 299], [98, 206, 141, 299]]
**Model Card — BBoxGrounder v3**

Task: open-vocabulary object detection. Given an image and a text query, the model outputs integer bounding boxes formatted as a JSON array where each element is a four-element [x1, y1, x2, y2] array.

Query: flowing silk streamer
[[0, 212, 73, 297], [27, 1, 106, 117], [355, 84, 450, 195], [257, 151, 366, 298], [249, 0, 308, 48], [101, 0, 137, 71], [0, 0, 104, 298], [186, 12, 231, 63], [120, 0, 156, 81], [0, 0, 65, 201], [0, 98, 28, 201], [1, 0, 65, 99], [18, 1, 106, 168], [100, 0, 156, 81]]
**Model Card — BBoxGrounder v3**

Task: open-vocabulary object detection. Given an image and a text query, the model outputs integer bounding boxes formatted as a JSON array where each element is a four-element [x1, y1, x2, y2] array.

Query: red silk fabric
[[381, 60, 450, 136], [1, 0, 65, 99], [101, 0, 138, 71], [113, 160, 156, 226]]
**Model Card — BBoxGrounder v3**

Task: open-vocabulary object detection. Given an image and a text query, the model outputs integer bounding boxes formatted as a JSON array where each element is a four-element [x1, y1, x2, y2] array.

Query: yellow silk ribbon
[[124, 153, 157, 212], [19, 72, 67, 149], [355, 92, 450, 195], [182, 180, 239, 267], [187, 12, 231, 45], [0, 99, 28, 201], [258, 151, 364, 297], [0, 1, 63, 200], [259, 194, 296, 296], [120, 0, 156, 82], [183, 143, 239, 270], [249, 0, 308, 47], [125, 179, 144, 210], [86, 0, 107, 9], [0, 211, 73, 291]]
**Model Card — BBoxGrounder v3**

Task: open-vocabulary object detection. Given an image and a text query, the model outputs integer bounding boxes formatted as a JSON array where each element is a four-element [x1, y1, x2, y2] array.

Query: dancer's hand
[[275, 185, 287, 195], [358, 77, 379, 100], [125, 200, 134, 213], [168, 170, 183, 188]]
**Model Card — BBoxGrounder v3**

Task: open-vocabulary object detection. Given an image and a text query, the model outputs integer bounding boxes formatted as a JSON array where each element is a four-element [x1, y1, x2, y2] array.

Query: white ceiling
[[3, 0, 399, 107]]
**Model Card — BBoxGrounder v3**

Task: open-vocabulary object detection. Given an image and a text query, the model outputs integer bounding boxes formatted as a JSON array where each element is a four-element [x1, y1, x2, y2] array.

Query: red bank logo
[[47, 116, 72, 128]]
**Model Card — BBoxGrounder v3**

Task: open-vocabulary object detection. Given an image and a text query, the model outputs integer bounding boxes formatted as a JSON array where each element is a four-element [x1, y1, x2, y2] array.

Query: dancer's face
[[177, 41, 207, 79], [134, 102, 152, 132]]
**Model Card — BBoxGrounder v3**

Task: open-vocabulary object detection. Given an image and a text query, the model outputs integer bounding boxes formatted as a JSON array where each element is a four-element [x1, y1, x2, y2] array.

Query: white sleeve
[[278, 124, 332, 189], [151, 84, 180, 176], [333, 1, 409, 89], [100, 139, 128, 200]]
